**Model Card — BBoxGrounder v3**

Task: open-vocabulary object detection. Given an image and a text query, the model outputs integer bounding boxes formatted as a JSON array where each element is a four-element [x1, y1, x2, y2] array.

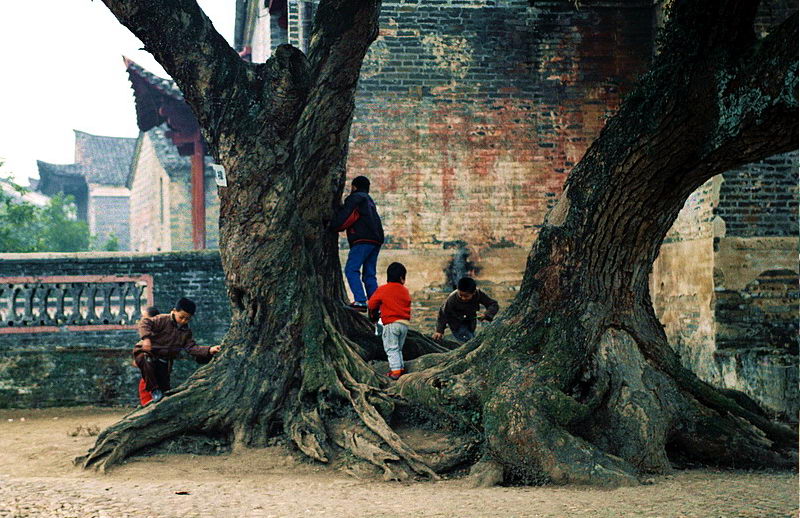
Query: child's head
[[172, 297, 196, 326], [456, 277, 477, 302], [351, 176, 370, 193], [145, 306, 160, 317], [387, 262, 407, 284]]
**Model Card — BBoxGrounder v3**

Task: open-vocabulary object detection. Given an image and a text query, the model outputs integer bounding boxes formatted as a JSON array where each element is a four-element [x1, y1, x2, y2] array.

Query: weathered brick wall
[[346, 0, 654, 249], [712, 237, 799, 420], [715, 152, 798, 237], [129, 134, 170, 252], [90, 195, 131, 250], [0, 251, 229, 408], [167, 168, 220, 251], [713, 154, 798, 420], [652, 161, 799, 420]]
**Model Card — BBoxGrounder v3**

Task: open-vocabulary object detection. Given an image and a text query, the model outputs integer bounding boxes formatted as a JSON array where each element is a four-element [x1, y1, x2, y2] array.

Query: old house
[[127, 124, 220, 252], [36, 130, 135, 249], [123, 59, 220, 252]]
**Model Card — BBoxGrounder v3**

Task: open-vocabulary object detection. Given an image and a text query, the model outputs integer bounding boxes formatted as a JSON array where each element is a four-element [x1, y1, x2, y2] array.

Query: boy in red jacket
[[368, 262, 410, 380]]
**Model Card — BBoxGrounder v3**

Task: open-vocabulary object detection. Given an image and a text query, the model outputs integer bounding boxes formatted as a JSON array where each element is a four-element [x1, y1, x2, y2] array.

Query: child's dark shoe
[[348, 302, 368, 312], [386, 369, 405, 380], [150, 389, 164, 403]]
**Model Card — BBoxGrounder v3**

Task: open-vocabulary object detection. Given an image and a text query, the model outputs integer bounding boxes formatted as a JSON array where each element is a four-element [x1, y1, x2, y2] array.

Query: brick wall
[[0, 251, 229, 408], [715, 151, 799, 238], [90, 195, 131, 250], [129, 132, 221, 252], [347, 0, 654, 249], [166, 165, 220, 251], [129, 134, 170, 252], [260, 0, 654, 249]]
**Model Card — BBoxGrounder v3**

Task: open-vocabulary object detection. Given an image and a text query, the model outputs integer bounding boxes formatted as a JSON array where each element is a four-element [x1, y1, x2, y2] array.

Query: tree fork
[[81, 0, 797, 484]]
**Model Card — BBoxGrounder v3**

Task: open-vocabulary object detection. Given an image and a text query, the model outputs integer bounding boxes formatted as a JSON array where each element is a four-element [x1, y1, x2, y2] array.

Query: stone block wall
[[0, 251, 229, 408], [652, 152, 799, 420]]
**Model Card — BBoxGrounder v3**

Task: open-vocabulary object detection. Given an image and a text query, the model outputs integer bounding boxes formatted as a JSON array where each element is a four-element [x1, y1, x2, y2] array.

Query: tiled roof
[[124, 58, 184, 101], [36, 161, 84, 179], [124, 58, 198, 135], [0, 179, 50, 207], [73, 131, 137, 186], [35, 161, 87, 196], [149, 125, 191, 178], [36, 131, 136, 191]]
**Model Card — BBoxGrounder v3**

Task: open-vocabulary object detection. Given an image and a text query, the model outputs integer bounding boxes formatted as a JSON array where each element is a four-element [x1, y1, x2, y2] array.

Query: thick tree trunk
[[80, 0, 449, 478], [80, 0, 797, 484], [396, 0, 798, 485]]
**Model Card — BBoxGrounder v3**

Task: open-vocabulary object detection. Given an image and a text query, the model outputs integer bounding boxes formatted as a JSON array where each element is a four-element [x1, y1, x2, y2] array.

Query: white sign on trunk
[[211, 164, 227, 187]]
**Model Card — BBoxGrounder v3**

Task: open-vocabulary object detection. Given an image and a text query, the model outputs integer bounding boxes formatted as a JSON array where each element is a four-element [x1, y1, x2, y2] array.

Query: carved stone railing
[[0, 275, 153, 333]]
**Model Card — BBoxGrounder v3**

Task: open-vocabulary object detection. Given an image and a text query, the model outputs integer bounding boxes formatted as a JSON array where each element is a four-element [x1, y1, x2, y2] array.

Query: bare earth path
[[0, 407, 796, 518]]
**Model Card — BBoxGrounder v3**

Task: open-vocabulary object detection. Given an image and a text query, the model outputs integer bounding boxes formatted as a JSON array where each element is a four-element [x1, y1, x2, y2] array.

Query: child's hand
[[432, 332, 443, 342], [479, 314, 493, 322], [368, 309, 380, 323], [210, 345, 221, 354]]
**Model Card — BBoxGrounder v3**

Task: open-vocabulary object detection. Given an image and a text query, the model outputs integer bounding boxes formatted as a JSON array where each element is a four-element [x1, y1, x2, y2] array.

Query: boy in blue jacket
[[330, 176, 385, 311]]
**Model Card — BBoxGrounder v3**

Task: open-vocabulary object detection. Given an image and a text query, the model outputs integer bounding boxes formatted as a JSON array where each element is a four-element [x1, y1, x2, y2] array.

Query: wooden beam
[[191, 132, 206, 249]]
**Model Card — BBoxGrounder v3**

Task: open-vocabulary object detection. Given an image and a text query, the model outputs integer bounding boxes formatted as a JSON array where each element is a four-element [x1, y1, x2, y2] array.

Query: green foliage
[[0, 176, 91, 252], [92, 232, 120, 251]]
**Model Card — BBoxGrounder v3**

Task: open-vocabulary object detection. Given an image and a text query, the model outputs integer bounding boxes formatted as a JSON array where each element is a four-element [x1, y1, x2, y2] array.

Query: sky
[[0, 0, 235, 186]]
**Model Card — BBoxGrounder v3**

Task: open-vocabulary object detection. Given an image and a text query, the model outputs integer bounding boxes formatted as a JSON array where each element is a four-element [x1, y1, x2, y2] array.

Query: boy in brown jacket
[[133, 297, 221, 403], [432, 277, 499, 344]]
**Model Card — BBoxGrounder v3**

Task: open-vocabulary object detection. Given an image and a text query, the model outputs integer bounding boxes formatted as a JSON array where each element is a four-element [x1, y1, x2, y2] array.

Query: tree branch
[[700, 13, 798, 174], [101, 0, 249, 138], [292, 0, 381, 203]]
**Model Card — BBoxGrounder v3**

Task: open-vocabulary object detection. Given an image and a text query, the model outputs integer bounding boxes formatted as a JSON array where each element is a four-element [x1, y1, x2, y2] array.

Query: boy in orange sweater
[[368, 262, 410, 380]]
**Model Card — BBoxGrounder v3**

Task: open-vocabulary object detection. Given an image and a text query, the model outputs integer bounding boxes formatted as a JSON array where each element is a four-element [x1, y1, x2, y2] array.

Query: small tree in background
[[0, 177, 91, 253]]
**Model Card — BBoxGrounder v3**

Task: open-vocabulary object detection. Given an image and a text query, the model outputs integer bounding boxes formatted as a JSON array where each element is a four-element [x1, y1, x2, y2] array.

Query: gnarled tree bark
[[79, 0, 797, 485]]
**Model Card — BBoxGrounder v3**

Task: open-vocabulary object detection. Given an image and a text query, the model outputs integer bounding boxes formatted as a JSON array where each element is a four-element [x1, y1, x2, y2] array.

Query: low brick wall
[[2, 242, 795, 421], [0, 251, 229, 408], [0, 248, 524, 408]]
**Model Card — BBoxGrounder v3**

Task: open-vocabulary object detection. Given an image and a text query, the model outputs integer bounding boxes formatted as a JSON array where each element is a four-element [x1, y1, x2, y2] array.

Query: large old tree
[[79, 0, 797, 485]]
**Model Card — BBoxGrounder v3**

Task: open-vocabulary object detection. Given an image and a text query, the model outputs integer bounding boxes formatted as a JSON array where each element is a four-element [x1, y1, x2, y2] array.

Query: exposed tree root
[[629, 312, 797, 466], [466, 456, 504, 488], [76, 379, 217, 472], [579, 328, 682, 474], [482, 373, 640, 487], [77, 296, 795, 486]]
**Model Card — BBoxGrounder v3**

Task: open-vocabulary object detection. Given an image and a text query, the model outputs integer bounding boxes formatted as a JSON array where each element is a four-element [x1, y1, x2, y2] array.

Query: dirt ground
[[0, 407, 796, 518]]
